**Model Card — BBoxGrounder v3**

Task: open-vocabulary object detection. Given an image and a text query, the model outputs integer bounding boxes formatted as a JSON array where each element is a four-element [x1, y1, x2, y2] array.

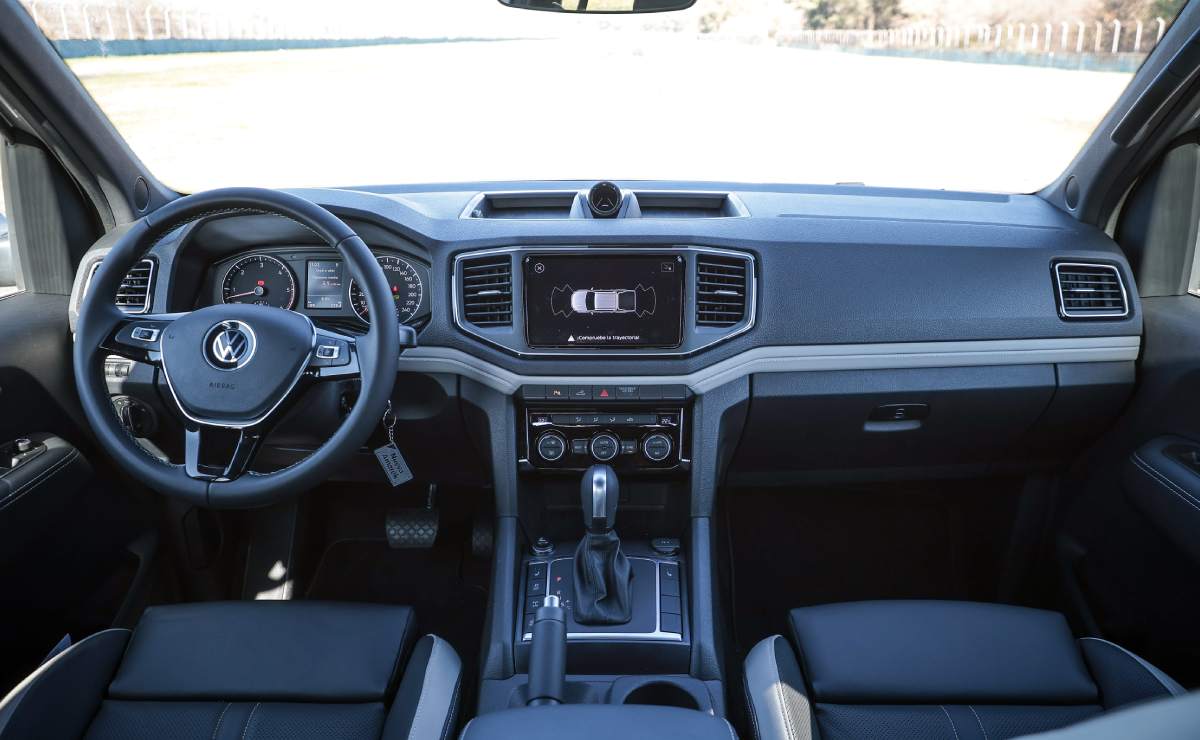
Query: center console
[[465, 246, 743, 725], [520, 383, 690, 473]]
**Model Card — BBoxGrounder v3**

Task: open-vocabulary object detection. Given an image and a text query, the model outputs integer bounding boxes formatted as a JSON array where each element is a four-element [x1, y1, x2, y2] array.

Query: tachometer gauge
[[221, 254, 296, 310], [349, 255, 424, 324]]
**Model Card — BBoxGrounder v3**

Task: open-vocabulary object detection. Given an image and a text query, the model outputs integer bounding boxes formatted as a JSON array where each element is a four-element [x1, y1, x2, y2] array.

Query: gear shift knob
[[581, 464, 619, 534]]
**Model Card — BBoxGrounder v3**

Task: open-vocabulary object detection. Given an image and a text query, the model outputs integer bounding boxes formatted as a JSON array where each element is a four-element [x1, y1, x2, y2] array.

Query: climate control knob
[[589, 433, 620, 462], [642, 433, 673, 463], [536, 431, 567, 462]]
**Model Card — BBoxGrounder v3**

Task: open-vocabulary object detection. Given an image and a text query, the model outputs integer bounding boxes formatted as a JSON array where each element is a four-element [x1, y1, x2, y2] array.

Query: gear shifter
[[572, 464, 633, 625]]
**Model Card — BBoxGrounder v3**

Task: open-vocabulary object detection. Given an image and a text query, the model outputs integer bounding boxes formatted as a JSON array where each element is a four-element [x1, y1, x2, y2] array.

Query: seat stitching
[[768, 636, 798, 740], [241, 702, 260, 740], [741, 672, 763, 740], [968, 705, 989, 740], [1080, 637, 1183, 698], [438, 667, 462, 740], [0, 449, 80, 510], [939, 705, 960, 740], [1132, 453, 1200, 507], [211, 702, 231, 740], [1130, 455, 1200, 515], [409, 637, 437, 739]]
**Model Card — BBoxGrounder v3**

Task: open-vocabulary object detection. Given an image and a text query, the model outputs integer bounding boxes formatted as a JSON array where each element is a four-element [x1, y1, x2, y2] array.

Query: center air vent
[[460, 255, 513, 327], [85, 258, 155, 313], [696, 254, 749, 327], [1053, 262, 1128, 319]]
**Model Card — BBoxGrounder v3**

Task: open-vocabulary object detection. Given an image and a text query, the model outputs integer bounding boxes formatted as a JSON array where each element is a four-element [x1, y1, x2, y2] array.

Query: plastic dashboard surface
[[71, 180, 1143, 379]]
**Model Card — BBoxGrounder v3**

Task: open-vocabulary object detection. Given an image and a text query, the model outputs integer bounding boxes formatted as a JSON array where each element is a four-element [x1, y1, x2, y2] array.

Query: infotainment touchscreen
[[523, 254, 684, 349]]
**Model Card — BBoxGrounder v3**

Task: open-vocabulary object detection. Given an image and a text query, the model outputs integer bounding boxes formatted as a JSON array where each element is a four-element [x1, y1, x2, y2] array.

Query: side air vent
[[461, 255, 513, 327], [86, 258, 155, 313], [1054, 262, 1129, 319], [696, 254, 749, 327]]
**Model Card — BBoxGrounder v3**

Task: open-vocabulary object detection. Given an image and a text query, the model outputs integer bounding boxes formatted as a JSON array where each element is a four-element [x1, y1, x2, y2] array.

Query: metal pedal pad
[[385, 508, 439, 549]]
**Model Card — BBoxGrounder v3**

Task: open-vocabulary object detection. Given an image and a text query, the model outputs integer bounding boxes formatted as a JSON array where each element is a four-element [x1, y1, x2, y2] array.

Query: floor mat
[[305, 537, 489, 709], [724, 482, 1020, 655]]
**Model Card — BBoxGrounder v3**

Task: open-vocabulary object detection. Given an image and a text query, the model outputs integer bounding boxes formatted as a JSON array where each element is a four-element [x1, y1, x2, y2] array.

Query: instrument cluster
[[206, 247, 432, 327]]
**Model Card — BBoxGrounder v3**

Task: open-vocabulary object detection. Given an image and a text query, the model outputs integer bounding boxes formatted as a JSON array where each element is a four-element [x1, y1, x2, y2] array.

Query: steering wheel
[[74, 188, 401, 508]]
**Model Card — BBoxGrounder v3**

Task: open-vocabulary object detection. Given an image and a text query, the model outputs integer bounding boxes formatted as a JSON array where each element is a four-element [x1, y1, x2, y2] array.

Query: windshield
[[19, 0, 1187, 193]]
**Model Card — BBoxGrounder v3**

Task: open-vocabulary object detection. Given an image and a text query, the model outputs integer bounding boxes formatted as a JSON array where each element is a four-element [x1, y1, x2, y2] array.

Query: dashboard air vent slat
[[461, 255, 513, 327], [696, 255, 749, 327], [88, 258, 154, 313], [1054, 263, 1128, 320]]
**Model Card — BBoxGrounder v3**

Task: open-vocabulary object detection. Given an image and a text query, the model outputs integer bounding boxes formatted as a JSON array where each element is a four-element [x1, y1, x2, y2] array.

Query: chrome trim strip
[[1054, 262, 1131, 319], [159, 315, 317, 431], [590, 467, 607, 527], [398, 336, 1141, 397], [452, 245, 757, 358], [83, 258, 155, 314], [522, 557, 682, 642]]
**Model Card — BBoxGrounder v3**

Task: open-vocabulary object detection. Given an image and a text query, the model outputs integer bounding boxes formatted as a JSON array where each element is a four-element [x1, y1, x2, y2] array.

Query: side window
[[0, 138, 18, 298]]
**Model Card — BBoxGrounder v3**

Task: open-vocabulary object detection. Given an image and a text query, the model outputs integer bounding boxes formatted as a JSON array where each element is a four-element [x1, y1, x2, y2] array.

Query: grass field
[[55, 37, 1134, 194]]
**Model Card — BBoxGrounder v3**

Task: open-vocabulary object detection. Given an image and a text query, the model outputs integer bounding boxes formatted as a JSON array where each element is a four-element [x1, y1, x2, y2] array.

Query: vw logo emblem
[[204, 320, 257, 370]]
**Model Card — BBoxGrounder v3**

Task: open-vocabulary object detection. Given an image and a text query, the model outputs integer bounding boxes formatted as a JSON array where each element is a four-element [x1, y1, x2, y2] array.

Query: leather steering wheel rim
[[73, 187, 400, 508]]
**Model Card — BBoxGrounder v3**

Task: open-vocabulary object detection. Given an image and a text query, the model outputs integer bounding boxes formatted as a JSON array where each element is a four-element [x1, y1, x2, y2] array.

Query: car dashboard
[[68, 179, 1142, 489]]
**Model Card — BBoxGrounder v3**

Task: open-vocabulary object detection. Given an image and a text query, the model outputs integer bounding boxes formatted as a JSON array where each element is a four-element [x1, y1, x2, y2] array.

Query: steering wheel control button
[[536, 431, 567, 462], [130, 326, 160, 342], [590, 433, 620, 462], [588, 181, 623, 218], [203, 320, 257, 370], [642, 433, 673, 462], [311, 339, 351, 368]]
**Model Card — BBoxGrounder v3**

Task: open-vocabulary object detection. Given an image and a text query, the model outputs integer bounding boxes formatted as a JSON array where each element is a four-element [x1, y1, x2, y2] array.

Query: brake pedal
[[385, 484, 439, 549], [471, 515, 494, 558]]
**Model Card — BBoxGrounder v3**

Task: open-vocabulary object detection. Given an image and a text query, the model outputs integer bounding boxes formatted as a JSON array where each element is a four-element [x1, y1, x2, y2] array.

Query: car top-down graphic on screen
[[551, 285, 657, 318]]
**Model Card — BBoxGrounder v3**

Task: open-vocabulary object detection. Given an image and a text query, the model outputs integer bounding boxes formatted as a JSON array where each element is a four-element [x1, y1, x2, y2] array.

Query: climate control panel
[[522, 407, 686, 472]]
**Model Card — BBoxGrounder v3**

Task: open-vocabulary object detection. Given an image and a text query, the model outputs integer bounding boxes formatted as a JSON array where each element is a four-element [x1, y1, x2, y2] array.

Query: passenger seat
[[744, 600, 1184, 740]]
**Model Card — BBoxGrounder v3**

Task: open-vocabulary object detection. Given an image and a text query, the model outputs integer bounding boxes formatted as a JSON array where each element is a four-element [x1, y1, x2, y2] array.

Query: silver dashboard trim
[[397, 335, 1142, 397], [1054, 262, 1131, 320], [521, 556, 682, 642], [83, 258, 155, 314], [452, 245, 757, 358]]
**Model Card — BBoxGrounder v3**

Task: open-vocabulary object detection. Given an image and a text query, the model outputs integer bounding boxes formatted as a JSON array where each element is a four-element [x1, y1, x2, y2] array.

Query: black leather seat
[[744, 600, 1185, 740], [0, 601, 461, 740]]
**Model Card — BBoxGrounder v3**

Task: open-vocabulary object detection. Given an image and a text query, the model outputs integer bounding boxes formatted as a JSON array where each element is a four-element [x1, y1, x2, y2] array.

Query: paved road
[[67, 37, 1133, 194]]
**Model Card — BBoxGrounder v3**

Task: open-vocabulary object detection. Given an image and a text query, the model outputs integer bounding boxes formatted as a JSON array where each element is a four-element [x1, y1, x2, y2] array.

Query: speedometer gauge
[[349, 255, 424, 324], [221, 254, 296, 309]]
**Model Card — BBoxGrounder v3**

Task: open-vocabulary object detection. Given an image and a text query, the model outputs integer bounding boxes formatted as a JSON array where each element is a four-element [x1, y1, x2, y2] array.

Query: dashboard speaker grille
[[696, 255, 749, 327], [461, 255, 513, 327], [1054, 262, 1128, 319]]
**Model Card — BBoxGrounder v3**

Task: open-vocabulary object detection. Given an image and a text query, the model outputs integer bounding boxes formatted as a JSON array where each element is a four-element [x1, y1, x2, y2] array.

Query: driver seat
[[0, 601, 461, 740]]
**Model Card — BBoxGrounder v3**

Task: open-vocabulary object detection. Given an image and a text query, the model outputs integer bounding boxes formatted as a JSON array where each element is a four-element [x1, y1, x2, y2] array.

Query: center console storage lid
[[461, 705, 736, 740]]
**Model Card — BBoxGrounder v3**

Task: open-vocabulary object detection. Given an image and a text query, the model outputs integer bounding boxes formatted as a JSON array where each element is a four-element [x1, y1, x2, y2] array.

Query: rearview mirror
[[498, 0, 696, 13]]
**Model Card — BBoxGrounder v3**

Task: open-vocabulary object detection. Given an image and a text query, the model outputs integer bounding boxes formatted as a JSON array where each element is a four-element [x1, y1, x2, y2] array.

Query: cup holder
[[619, 681, 702, 710]]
